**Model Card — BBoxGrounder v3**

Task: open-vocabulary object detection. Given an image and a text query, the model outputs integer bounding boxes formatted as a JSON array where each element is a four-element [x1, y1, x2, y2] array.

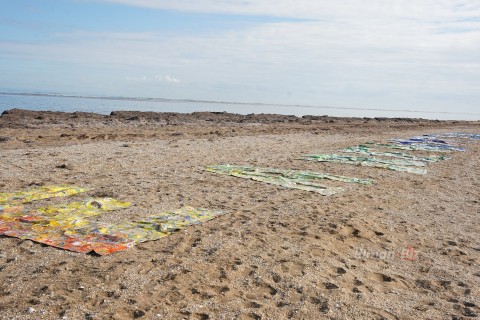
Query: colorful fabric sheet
[[82, 207, 226, 254], [0, 200, 225, 255], [436, 132, 480, 140], [402, 137, 449, 144], [343, 145, 451, 162], [413, 133, 480, 141], [299, 154, 427, 175], [206, 164, 373, 196], [0, 185, 89, 205], [0, 198, 133, 254], [364, 142, 456, 153], [0, 185, 226, 255], [390, 139, 465, 151]]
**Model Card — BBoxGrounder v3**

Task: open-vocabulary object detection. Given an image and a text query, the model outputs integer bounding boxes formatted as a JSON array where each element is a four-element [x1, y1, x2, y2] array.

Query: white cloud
[[99, 0, 480, 21], [125, 75, 181, 83], [125, 75, 148, 81], [1, 0, 480, 114], [157, 75, 181, 83]]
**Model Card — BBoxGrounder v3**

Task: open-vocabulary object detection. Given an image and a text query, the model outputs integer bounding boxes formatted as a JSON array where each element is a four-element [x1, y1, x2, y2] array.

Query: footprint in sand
[[273, 261, 304, 277]]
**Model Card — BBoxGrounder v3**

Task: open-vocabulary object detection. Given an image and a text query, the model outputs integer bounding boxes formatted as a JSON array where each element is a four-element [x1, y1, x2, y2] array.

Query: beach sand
[[0, 109, 479, 319]]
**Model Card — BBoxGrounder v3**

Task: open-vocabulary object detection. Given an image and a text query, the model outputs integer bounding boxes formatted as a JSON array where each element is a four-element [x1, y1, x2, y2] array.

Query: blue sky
[[1, 0, 480, 116]]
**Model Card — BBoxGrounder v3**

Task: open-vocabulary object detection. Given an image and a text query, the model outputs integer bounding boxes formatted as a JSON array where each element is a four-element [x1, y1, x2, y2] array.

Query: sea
[[0, 92, 478, 121]]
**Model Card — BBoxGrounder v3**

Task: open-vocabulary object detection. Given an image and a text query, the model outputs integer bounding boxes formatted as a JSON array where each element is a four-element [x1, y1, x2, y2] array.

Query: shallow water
[[0, 93, 477, 120]]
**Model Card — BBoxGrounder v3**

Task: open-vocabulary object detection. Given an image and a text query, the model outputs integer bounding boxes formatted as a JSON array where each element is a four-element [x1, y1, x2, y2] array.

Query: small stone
[[463, 307, 477, 317], [320, 301, 329, 313], [0, 136, 14, 142], [26, 307, 35, 313], [382, 274, 394, 282], [353, 279, 364, 286], [337, 267, 346, 275], [133, 310, 146, 318], [324, 282, 339, 289]]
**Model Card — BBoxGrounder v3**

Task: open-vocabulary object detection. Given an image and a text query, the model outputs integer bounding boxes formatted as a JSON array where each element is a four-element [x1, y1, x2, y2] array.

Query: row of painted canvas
[[0, 132, 477, 255], [207, 132, 474, 194]]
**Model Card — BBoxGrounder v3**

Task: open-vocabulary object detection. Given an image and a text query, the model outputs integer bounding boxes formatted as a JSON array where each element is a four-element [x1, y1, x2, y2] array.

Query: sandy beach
[[0, 109, 479, 319]]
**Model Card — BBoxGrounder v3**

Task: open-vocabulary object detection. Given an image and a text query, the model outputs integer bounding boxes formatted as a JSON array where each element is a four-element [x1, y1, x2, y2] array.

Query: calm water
[[0, 93, 477, 120]]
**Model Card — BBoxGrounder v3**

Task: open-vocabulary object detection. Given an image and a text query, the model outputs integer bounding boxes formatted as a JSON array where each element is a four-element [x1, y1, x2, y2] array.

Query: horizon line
[[1, 91, 479, 117]]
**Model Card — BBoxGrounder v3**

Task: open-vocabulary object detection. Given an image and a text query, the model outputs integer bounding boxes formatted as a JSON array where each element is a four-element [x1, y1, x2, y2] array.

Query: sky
[[1, 0, 480, 116]]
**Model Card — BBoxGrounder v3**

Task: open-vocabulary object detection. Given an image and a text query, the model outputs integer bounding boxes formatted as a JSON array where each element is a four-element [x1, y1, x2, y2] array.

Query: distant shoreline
[[2, 107, 479, 127], [2, 91, 479, 118], [1, 107, 479, 151]]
